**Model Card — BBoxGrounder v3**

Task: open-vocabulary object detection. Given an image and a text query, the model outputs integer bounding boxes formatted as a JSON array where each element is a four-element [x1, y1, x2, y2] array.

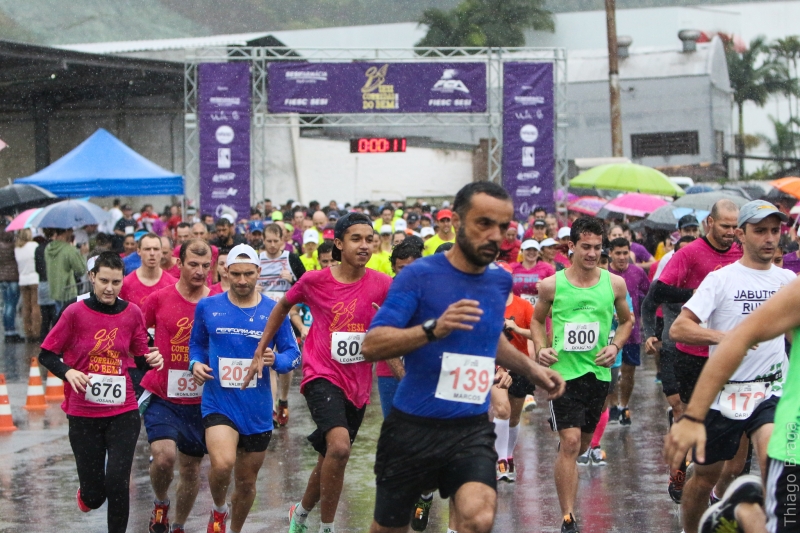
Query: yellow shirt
[[373, 219, 394, 232], [300, 252, 319, 271], [366, 250, 393, 276], [654, 241, 666, 261], [423, 234, 456, 256]]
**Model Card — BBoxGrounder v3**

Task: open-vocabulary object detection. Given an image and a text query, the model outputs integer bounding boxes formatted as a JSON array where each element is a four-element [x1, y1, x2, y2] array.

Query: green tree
[[725, 35, 795, 177], [770, 36, 800, 157], [416, 0, 554, 49], [756, 116, 800, 174]]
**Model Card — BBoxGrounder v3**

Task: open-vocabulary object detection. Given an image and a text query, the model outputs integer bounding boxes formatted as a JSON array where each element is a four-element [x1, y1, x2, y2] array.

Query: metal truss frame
[[184, 47, 566, 205]]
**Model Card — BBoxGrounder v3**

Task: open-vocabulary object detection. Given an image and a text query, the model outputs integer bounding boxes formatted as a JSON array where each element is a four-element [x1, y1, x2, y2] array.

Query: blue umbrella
[[685, 184, 715, 194], [28, 199, 110, 229]]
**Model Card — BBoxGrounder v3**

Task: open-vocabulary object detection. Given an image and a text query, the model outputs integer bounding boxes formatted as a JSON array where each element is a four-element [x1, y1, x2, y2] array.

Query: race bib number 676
[[435, 352, 494, 405], [85, 374, 126, 405]]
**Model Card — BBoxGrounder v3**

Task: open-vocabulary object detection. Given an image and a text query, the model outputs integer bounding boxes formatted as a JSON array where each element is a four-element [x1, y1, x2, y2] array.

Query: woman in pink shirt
[[511, 240, 556, 303]]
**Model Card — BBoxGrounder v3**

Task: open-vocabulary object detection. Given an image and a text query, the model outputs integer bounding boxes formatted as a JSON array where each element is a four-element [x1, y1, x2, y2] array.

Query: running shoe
[[276, 400, 289, 427], [608, 405, 620, 424], [709, 489, 721, 506], [410, 495, 433, 531], [561, 513, 580, 533], [76, 489, 90, 513], [699, 475, 763, 533], [654, 372, 662, 384], [576, 448, 591, 466], [589, 447, 607, 466], [668, 459, 688, 504], [207, 509, 228, 533], [523, 394, 537, 411], [172, 527, 185, 533], [507, 458, 516, 482], [288, 502, 308, 533], [620, 407, 632, 426], [496, 458, 511, 481], [149, 501, 170, 533]]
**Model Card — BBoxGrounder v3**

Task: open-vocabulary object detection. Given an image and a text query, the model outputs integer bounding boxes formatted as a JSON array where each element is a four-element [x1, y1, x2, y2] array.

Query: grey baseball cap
[[737, 200, 789, 227]]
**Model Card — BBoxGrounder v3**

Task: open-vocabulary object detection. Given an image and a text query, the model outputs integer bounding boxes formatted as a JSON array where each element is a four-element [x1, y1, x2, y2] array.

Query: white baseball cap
[[394, 219, 407, 232], [557, 227, 571, 240], [303, 229, 319, 245], [420, 227, 435, 238], [226, 244, 260, 267], [379, 225, 392, 235], [521, 239, 541, 251], [539, 238, 558, 248]]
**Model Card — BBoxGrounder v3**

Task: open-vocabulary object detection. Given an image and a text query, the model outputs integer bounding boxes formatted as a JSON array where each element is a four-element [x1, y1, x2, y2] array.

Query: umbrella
[[569, 163, 685, 197], [0, 183, 58, 215], [672, 191, 749, 211], [5, 208, 42, 232], [770, 177, 800, 200], [27, 199, 110, 229], [598, 193, 668, 218], [686, 184, 715, 194], [567, 196, 607, 216], [644, 205, 711, 231]]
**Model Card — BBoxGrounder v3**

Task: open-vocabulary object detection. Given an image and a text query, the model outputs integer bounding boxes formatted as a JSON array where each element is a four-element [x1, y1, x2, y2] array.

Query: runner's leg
[[103, 410, 141, 533], [713, 435, 750, 500], [319, 427, 352, 523], [174, 452, 203, 525], [206, 424, 239, 508], [554, 427, 585, 516], [68, 416, 108, 511], [230, 448, 267, 532], [300, 456, 323, 513], [619, 362, 636, 409], [149, 439, 177, 502], [450, 482, 496, 533], [508, 396, 525, 459], [682, 462, 725, 533]]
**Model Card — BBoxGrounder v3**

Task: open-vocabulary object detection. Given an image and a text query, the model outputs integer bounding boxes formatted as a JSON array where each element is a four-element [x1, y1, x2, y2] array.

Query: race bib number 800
[[331, 332, 365, 364], [563, 322, 599, 352], [219, 358, 256, 389], [85, 374, 126, 405], [435, 352, 494, 405]]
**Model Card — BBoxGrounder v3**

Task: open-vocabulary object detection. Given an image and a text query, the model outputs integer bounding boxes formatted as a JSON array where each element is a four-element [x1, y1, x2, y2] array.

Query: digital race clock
[[349, 137, 407, 153]]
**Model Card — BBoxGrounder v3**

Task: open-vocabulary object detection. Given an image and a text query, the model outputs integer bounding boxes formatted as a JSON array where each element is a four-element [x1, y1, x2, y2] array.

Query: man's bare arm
[[670, 308, 725, 346]]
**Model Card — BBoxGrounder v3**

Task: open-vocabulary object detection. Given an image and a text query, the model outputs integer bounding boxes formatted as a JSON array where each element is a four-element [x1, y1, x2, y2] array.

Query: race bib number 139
[[435, 352, 494, 405]]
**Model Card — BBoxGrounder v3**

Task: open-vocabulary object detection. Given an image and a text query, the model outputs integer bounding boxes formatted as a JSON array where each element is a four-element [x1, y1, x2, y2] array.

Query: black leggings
[[68, 410, 141, 533]]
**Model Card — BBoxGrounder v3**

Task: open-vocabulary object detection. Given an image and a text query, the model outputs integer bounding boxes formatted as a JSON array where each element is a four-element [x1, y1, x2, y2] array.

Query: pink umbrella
[[567, 196, 607, 216], [5, 208, 41, 231], [602, 193, 668, 218]]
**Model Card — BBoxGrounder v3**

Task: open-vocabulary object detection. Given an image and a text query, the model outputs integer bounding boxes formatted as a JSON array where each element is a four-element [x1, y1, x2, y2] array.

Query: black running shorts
[[659, 346, 680, 398], [766, 457, 800, 532], [304, 378, 366, 456], [508, 371, 535, 399], [373, 409, 497, 528], [202, 413, 272, 453], [696, 396, 777, 465], [548, 372, 608, 434], [675, 349, 708, 404]]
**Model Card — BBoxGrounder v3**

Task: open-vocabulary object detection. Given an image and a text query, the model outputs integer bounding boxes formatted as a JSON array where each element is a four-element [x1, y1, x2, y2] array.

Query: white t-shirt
[[258, 250, 294, 293], [684, 261, 795, 408], [14, 241, 39, 286], [653, 249, 674, 281]]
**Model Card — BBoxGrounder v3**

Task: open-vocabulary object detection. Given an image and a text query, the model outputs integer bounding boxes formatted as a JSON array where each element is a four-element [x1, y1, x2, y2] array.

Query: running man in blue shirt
[[362, 182, 565, 533], [190, 244, 301, 533]]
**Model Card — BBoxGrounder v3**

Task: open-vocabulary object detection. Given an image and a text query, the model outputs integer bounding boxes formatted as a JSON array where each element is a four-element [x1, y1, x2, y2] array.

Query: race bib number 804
[[85, 374, 126, 405], [435, 352, 494, 405]]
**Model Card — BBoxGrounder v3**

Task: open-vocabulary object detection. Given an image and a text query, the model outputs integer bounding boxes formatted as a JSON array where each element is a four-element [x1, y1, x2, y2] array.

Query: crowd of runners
[[25, 181, 800, 533]]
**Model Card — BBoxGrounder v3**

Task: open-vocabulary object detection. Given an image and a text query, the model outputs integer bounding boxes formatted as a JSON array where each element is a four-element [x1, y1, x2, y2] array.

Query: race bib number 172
[[435, 352, 494, 405]]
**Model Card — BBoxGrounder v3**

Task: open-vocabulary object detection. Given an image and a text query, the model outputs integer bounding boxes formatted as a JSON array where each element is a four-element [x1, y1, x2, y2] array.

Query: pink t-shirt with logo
[[119, 270, 177, 309], [286, 268, 392, 408], [510, 261, 556, 296], [140, 285, 202, 405], [658, 237, 743, 357], [41, 301, 149, 417]]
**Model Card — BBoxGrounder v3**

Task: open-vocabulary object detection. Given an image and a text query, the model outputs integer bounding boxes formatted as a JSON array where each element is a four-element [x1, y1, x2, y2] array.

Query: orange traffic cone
[[23, 357, 47, 411], [0, 374, 17, 432], [44, 371, 65, 402]]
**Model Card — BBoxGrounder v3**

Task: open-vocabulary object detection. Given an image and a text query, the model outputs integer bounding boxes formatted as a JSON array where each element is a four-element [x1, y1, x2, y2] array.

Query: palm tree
[[725, 36, 796, 177], [770, 36, 800, 156], [757, 116, 800, 174], [416, 0, 554, 49]]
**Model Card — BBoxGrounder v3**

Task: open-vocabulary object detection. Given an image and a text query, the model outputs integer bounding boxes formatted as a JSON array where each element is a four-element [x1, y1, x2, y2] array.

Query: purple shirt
[[609, 263, 650, 345], [783, 252, 800, 274], [631, 242, 653, 264]]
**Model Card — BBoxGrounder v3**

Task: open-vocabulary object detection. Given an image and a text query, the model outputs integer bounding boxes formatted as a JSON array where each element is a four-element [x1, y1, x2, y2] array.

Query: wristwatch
[[422, 319, 438, 342]]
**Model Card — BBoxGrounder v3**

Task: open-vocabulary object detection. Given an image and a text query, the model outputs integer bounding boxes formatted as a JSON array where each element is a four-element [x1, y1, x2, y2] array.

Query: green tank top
[[768, 327, 800, 462], [551, 269, 615, 382]]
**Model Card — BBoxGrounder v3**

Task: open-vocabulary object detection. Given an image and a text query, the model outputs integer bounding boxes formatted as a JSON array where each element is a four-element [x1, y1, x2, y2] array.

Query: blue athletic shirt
[[369, 253, 512, 419], [189, 293, 301, 435]]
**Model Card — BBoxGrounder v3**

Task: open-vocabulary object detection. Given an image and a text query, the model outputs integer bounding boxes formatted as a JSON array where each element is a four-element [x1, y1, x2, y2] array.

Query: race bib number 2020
[[219, 358, 256, 389], [435, 352, 494, 405]]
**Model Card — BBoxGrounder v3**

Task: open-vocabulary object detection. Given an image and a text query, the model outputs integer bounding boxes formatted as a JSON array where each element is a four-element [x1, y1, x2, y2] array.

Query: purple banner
[[199, 63, 251, 222], [503, 62, 555, 219], [267, 62, 486, 113]]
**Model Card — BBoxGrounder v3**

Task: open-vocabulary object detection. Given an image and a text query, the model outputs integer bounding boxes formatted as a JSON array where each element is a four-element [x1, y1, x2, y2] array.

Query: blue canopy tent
[[16, 128, 184, 197]]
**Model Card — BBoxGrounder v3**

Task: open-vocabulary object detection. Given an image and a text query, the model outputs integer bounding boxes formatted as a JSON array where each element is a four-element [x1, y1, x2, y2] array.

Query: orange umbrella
[[770, 177, 800, 199]]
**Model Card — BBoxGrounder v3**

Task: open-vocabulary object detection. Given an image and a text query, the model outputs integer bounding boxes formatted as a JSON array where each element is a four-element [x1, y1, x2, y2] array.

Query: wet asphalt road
[[0, 341, 688, 533]]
